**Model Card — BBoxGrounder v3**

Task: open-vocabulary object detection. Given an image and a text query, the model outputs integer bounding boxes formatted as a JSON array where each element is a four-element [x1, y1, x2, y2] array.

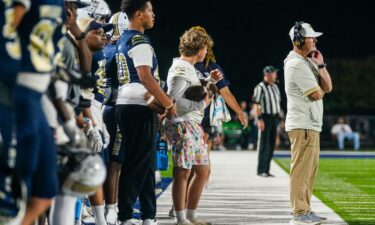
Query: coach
[[284, 22, 332, 224]]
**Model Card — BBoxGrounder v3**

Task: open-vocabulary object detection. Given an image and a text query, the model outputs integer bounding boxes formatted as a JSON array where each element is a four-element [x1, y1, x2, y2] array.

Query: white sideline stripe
[[156, 151, 348, 225]]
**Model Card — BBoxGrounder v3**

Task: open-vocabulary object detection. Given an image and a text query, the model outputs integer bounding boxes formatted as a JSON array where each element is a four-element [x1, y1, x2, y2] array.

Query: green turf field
[[275, 157, 375, 225]]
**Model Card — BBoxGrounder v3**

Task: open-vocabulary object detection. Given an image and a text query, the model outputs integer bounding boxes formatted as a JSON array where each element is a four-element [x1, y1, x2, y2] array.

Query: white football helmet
[[77, 0, 111, 21], [108, 11, 129, 38], [58, 147, 106, 197]]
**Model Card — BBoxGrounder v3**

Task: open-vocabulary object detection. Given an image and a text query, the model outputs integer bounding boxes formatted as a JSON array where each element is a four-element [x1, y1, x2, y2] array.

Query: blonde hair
[[189, 26, 216, 68], [179, 29, 213, 57]]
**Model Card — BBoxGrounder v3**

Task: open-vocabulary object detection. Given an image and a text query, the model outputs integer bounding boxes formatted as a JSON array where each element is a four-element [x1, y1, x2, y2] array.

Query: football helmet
[[58, 146, 106, 197]]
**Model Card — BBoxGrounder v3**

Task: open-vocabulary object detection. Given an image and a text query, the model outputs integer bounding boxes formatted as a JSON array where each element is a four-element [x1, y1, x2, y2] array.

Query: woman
[[191, 26, 248, 149], [164, 29, 223, 225]]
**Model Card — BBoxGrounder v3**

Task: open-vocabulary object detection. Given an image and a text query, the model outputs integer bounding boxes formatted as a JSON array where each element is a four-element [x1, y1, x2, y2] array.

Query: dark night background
[[107, 0, 375, 115]]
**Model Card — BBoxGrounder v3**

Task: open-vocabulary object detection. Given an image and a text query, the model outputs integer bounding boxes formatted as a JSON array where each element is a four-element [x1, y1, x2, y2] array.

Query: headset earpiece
[[293, 21, 305, 48]]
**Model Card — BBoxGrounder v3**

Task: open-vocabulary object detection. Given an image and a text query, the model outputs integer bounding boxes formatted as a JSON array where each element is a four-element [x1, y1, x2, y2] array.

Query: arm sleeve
[[128, 43, 153, 68], [168, 76, 206, 114], [292, 62, 320, 97]]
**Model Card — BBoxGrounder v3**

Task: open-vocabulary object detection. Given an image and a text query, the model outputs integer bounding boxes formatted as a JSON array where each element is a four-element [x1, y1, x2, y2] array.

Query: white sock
[[92, 205, 107, 225], [105, 204, 118, 224], [105, 203, 117, 211], [186, 209, 197, 221], [176, 210, 188, 223], [49, 195, 77, 225], [143, 219, 156, 225]]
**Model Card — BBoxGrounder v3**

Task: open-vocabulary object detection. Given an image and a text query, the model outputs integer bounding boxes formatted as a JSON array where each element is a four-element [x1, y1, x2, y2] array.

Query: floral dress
[[163, 58, 210, 169], [164, 120, 209, 169]]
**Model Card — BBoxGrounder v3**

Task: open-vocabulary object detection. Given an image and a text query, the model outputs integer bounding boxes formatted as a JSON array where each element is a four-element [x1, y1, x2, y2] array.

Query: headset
[[293, 21, 306, 48]]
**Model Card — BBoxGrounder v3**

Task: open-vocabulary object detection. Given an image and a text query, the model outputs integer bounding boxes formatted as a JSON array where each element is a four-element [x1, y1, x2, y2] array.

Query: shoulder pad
[[131, 34, 149, 46]]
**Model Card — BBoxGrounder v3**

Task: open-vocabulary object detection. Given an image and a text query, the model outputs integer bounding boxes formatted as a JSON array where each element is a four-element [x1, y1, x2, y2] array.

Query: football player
[[48, 1, 95, 225], [75, 3, 114, 224], [0, 0, 28, 223], [13, 0, 65, 224], [115, 0, 176, 224], [76, 17, 113, 225], [102, 11, 129, 225]]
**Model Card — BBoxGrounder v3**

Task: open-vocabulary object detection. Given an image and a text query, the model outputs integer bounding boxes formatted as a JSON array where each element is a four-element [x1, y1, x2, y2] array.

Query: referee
[[252, 65, 281, 177]]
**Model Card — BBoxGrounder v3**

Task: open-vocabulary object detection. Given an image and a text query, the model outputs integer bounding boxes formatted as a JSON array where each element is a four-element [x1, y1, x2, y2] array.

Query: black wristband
[[76, 32, 86, 40], [318, 63, 327, 69]]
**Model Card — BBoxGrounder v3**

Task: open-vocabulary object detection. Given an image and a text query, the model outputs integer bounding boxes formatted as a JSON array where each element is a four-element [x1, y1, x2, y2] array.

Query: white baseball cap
[[289, 23, 323, 41]]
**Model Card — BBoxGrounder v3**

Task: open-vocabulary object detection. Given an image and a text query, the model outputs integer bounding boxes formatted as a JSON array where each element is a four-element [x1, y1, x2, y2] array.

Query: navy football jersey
[[195, 62, 230, 126], [103, 42, 118, 89], [195, 62, 230, 90], [92, 50, 106, 103], [0, 0, 24, 79], [102, 42, 119, 105], [17, 0, 64, 74], [116, 29, 159, 85]]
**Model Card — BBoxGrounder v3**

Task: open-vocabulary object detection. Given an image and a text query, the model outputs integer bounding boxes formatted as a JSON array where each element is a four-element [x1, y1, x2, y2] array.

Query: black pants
[[116, 105, 156, 221], [257, 115, 279, 174]]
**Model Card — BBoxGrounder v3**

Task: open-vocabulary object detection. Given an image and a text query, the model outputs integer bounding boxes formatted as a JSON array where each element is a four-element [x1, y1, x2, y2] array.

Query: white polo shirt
[[284, 51, 323, 132]]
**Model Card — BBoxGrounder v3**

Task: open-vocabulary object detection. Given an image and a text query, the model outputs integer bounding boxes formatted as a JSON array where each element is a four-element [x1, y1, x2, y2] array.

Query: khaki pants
[[288, 129, 320, 216]]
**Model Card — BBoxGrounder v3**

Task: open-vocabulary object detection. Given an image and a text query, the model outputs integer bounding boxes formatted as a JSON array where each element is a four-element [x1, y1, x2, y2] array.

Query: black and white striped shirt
[[252, 81, 281, 115]]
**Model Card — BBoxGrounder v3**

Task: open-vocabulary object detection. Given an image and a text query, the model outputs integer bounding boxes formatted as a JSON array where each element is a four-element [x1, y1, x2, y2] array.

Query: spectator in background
[[248, 101, 258, 150], [239, 101, 250, 118], [276, 119, 290, 149], [213, 124, 226, 151], [237, 101, 251, 149], [331, 117, 360, 151]]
